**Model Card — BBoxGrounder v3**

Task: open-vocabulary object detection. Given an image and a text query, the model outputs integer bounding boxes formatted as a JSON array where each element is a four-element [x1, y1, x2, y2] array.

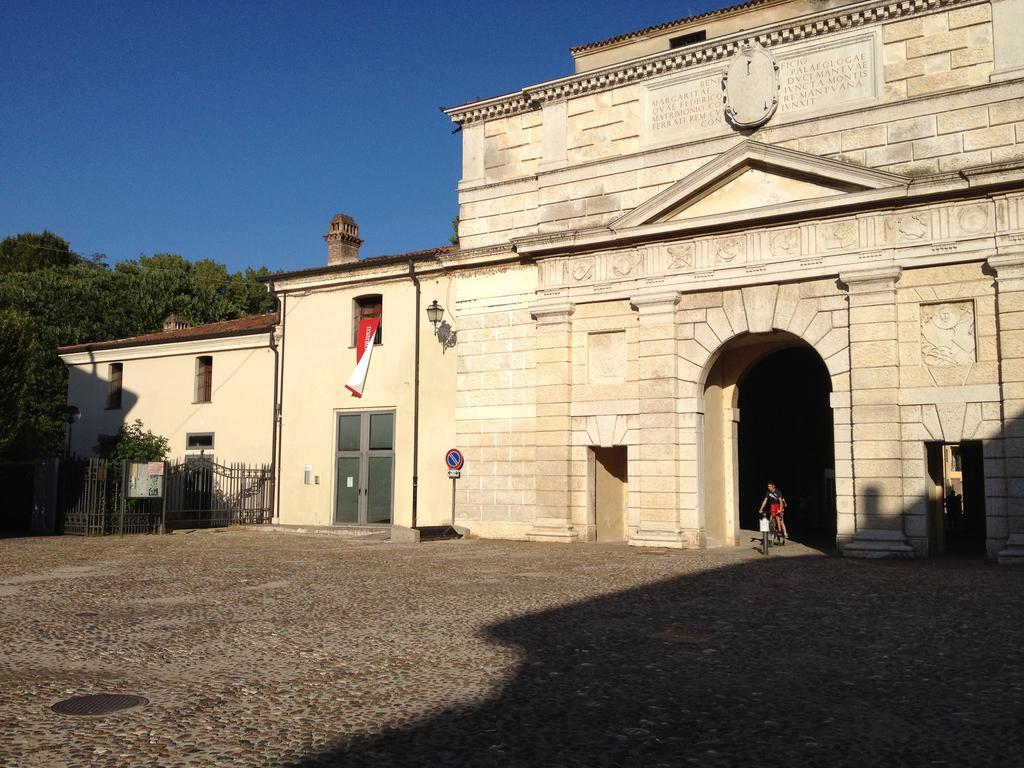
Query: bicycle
[[769, 514, 786, 547]]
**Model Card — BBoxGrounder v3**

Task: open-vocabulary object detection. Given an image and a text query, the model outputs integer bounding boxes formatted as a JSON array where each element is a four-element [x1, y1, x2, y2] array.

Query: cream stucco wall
[[61, 333, 275, 465], [273, 270, 457, 528]]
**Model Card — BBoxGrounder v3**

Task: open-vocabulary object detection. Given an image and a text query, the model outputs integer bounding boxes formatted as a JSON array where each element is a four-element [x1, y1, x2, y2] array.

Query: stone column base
[[997, 533, 1024, 565], [629, 526, 705, 549], [525, 518, 578, 544], [841, 529, 915, 559]]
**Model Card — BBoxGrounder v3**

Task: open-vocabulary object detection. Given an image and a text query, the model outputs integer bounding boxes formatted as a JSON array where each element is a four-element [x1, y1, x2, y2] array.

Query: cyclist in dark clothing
[[758, 481, 788, 539]]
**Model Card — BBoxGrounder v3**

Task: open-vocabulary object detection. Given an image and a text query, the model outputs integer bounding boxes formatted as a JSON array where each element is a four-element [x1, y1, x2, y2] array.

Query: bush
[[96, 419, 170, 462]]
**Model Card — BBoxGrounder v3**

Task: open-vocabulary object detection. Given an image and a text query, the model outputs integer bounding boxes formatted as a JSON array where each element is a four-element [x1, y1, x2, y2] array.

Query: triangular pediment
[[613, 140, 909, 230]]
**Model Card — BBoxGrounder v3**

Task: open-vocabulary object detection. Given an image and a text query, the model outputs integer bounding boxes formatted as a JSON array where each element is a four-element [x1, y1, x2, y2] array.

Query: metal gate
[[164, 458, 272, 530], [58, 457, 272, 535], [59, 458, 162, 535]]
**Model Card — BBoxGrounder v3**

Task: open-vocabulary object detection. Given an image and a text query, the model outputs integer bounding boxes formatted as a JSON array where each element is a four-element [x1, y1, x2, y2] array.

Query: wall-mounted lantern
[[426, 299, 457, 352]]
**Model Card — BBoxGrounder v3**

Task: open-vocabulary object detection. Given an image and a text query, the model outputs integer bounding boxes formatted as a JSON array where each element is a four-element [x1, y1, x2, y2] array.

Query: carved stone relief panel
[[666, 242, 695, 271], [538, 198, 1001, 293], [723, 41, 780, 129], [953, 203, 991, 237], [921, 302, 976, 367], [768, 227, 801, 259], [886, 212, 930, 243], [713, 235, 746, 265], [588, 331, 627, 384], [571, 257, 595, 283], [611, 253, 638, 279], [818, 219, 858, 252]]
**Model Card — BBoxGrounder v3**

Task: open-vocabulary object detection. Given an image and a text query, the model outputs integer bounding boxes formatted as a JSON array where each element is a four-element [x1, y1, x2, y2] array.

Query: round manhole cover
[[51, 693, 149, 716]]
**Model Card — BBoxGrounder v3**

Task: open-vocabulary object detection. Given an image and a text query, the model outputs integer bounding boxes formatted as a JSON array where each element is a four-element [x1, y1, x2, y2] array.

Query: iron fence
[[164, 458, 272, 530], [57, 457, 272, 535]]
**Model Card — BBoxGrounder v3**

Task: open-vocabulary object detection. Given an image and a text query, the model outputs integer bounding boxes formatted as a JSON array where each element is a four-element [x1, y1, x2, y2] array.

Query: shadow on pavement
[[286, 553, 1023, 767]]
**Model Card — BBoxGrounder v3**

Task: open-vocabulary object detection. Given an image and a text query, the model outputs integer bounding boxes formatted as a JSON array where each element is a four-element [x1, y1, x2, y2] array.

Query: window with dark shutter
[[195, 356, 213, 403], [106, 363, 123, 410], [353, 295, 383, 346]]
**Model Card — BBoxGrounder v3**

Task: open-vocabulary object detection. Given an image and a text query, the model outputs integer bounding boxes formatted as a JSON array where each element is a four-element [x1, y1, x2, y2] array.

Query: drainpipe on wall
[[409, 257, 421, 530], [268, 286, 287, 524]]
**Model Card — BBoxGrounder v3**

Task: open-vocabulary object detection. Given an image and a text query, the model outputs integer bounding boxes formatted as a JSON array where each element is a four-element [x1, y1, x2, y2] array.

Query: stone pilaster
[[991, 0, 1024, 83], [525, 301, 578, 543], [989, 253, 1024, 564], [839, 266, 914, 558], [629, 291, 694, 548]]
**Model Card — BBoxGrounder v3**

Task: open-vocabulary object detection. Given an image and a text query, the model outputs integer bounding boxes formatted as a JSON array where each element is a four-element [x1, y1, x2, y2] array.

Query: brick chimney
[[162, 314, 193, 332], [325, 213, 362, 265]]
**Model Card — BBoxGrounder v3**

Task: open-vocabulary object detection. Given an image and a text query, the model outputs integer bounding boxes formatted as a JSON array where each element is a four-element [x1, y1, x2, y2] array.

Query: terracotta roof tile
[[570, 0, 768, 54], [267, 245, 457, 282], [57, 313, 278, 355]]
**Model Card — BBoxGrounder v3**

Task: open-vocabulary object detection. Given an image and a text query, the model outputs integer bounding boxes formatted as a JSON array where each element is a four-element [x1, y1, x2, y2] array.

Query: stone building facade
[[63, 0, 1024, 562], [430, 0, 1024, 561]]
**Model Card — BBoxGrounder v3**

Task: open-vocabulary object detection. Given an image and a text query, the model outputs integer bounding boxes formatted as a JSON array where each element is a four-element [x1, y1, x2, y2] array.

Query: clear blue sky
[[1, 1, 723, 273]]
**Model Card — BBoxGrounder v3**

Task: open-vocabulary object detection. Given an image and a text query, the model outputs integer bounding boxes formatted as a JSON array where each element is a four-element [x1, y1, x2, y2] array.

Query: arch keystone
[[742, 285, 779, 333]]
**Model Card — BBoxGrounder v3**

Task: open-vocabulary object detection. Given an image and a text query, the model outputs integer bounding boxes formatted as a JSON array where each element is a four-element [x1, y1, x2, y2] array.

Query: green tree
[[0, 309, 37, 458], [0, 230, 78, 272], [95, 419, 170, 462], [0, 229, 276, 461]]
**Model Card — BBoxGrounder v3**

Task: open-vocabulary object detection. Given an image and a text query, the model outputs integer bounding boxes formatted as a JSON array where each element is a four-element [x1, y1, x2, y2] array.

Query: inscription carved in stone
[[642, 31, 879, 147], [921, 302, 975, 367], [723, 42, 780, 129], [645, 72, 723, 145], [777, 35, 875, 115]]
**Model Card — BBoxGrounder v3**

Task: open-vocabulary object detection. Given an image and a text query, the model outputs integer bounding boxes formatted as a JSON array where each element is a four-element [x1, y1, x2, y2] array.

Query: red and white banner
[[345, 318, 380, 398]]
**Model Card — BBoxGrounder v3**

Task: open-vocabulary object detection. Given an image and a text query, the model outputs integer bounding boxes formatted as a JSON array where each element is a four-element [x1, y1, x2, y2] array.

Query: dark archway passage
[[738, 346, 836, 547]]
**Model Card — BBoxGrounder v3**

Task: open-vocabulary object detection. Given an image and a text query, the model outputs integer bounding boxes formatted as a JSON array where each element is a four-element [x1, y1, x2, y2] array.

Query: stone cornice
[[530, 301, 576, 323], [445, 0, 980, 126], [512, 161, 1024, 259], [629, 290, 683, 308], [839, 265, 903, 287]]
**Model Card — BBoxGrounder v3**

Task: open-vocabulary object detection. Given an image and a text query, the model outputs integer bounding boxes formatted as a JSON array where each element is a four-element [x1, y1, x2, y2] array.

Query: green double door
[[334, 411, 394, 525]]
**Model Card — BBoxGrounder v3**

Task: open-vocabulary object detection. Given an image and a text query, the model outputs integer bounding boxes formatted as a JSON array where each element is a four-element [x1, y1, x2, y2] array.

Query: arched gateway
[[702, 332, 836, 549]]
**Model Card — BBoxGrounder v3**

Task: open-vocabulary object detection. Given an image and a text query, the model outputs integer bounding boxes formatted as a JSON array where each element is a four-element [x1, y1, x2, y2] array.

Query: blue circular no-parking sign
[[445, 449, 464, 471]]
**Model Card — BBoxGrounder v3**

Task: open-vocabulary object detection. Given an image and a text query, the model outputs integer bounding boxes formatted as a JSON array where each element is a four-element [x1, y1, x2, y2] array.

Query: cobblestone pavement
[[1, 529, 1021, 767]]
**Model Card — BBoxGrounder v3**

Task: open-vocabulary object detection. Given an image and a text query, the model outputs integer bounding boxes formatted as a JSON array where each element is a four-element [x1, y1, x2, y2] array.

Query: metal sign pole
[[160, 461, 168, 534], [451, 476, 457, 527]]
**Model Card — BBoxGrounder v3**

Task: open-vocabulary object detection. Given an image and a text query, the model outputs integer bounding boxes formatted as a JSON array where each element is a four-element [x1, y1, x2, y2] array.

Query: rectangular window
[[195, 356, 213, 403], [353, 295, 383, 346], [669, 30, 706, 49], [106, 363, 123, 409], [186, 432, 215, 451]]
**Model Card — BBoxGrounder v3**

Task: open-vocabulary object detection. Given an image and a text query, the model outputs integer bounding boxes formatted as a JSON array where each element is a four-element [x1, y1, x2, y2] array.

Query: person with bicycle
[[758, 481, 788, 540]]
